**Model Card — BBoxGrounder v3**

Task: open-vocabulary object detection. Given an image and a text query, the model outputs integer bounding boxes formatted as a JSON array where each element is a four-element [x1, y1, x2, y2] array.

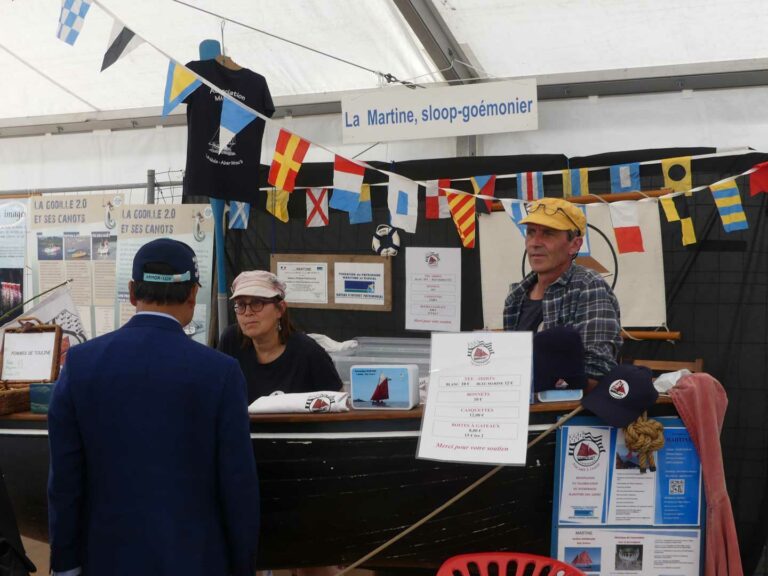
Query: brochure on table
[[553, 416, 703, 575], [417, 331, 532, 466]]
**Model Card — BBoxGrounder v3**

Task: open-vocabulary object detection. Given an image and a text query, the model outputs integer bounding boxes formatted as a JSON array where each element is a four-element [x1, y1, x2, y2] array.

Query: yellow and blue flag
[[710, 180, 748, 233], [162, 61, 201, 117], [562, 169, 589, 197], [349, 184, 372, 225], [266, 188, 290, 223]]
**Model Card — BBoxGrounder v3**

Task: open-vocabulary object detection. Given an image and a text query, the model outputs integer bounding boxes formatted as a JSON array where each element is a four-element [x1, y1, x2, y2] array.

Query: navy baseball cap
[[582, 364, 657, 427], [533, 326, 587, 392], [131, 238, 200, 285]]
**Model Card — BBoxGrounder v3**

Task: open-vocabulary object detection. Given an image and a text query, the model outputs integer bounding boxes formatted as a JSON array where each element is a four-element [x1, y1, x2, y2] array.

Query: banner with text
[[341, 79, 538, 144]]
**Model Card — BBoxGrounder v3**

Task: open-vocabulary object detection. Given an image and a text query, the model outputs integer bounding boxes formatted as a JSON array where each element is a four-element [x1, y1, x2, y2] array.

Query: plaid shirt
[[503, 263, 621, 379]]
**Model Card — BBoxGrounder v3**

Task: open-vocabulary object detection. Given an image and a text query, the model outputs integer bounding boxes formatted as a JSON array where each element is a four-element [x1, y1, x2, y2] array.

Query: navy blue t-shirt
[[217, 328, 343, 404]]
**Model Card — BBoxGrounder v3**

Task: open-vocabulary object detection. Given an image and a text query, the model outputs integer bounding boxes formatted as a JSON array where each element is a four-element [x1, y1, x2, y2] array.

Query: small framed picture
[[1, 319, 62, 384]]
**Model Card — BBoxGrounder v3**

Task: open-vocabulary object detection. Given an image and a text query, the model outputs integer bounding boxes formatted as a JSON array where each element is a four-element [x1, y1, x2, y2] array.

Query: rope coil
[[623, 411, 665, 473]]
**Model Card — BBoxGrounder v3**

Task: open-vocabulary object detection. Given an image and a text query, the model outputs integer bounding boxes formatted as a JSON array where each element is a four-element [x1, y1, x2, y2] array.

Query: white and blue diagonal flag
[[228, 201, 250, 230], [219, 99, 256, 154], [57, 0, 93, 46], [101, 19, 144, 71], [501, 199, 527, 237]]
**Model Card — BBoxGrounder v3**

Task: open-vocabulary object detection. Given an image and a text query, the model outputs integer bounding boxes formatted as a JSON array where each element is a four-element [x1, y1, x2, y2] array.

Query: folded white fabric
[[248, 390, 350, 414], [654, 368, 692, 393], [307, 333, 358, 352]]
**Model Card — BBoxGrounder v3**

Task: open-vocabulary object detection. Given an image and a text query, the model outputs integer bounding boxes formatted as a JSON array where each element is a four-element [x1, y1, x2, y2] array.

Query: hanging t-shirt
[[182, 59, 275, 202]]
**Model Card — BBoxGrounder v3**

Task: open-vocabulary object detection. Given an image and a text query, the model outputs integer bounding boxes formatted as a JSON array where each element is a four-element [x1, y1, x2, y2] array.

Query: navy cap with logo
[[131, 238, 200, 286], [533, 326, 587, 392], [582, 364, 657, 427]]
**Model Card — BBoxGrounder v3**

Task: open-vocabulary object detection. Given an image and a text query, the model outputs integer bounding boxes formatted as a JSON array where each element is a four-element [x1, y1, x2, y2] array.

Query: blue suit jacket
[[48, 314, 259, 576]]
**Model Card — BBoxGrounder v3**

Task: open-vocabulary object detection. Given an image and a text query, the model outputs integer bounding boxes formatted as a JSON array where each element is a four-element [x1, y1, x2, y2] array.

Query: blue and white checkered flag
[[57, 0, 93, 46], [228, 201, 250, 230]]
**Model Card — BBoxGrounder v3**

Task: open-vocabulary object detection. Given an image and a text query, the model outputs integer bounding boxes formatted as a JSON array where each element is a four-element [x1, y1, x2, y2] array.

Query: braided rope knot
[[623, 412, 665, 473]]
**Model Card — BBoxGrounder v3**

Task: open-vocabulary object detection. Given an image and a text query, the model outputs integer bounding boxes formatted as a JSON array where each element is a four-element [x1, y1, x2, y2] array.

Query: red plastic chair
[[437, 552, 586, 576]]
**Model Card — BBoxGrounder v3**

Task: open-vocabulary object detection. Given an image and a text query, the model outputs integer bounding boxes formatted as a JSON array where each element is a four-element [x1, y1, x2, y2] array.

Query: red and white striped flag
[[516, 171, 544, 201], [425, 178, 450, 219]]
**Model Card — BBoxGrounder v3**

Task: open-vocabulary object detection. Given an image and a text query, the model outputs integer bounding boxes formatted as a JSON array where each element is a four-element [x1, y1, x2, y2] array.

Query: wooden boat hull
[[0, 407, 578, 570]]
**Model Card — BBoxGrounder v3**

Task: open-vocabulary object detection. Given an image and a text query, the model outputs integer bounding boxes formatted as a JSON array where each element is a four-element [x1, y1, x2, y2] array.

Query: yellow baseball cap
[[519, 197, 586, 237]]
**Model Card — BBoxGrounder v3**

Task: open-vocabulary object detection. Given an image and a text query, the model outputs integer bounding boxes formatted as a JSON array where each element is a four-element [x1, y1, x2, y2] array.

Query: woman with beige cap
[[217, 270, 343, 404]]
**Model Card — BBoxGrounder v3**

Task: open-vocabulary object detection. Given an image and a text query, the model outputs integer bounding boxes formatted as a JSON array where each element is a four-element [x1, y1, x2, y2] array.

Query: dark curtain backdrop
[[213, 148, 768, 573]]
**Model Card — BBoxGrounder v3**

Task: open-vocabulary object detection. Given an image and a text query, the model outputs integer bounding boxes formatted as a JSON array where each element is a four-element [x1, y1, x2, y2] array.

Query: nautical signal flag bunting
[[162, 61, 201, 117], [268, 129, 310, 193], [329, 156, 366, 213], [662, 157, 692, 195], [710, 180, 748, 232], [660, 194, 697, 245], [447, 190, 476, 248], [609, 201, 645, 253]]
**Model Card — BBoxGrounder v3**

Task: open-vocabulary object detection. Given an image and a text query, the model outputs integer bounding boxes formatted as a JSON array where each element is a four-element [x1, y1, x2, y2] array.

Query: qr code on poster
[[669, 479, 685, 495]]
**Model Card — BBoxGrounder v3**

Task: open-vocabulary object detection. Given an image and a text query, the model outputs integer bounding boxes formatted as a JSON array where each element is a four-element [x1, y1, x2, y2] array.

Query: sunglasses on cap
[[525, 202, 582, 236]]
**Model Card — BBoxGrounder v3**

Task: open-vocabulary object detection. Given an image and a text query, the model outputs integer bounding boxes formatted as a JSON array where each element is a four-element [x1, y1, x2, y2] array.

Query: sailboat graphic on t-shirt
[[208, 128, 237, 157]]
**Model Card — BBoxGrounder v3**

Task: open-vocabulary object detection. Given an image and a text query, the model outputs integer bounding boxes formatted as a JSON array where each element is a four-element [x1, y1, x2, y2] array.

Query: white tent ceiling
[[2, 0, 768, 130]]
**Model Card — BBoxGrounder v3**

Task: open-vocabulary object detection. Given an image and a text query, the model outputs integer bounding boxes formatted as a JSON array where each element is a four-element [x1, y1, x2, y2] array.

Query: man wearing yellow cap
[[503, 197, 621, 382]]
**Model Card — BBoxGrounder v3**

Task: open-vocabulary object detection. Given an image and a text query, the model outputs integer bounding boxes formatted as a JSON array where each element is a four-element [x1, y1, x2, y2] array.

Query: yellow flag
[[266, 188, 290, 222], [662, 157, 692, 195]]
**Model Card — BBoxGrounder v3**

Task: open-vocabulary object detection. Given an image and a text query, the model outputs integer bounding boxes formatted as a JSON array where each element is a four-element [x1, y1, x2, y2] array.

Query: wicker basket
[[0, 383, 30, 415]]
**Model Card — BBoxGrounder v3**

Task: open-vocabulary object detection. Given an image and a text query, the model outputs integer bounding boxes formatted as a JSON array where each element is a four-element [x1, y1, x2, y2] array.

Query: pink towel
[[669, 373, 743, 576]]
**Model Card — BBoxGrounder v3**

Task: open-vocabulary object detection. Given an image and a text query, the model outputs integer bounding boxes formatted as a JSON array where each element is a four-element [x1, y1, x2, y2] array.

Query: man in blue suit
[[48, 238, 259, 576]]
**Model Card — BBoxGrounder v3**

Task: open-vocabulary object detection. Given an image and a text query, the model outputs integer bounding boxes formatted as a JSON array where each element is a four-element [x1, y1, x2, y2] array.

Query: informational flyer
[[27, 193, 122, 339], [417, 331, 533, 465], [405, 247, 461, 332], [334, 262, 385, 306], [0, 200, 27, 323], [558, 528, 700, 575], [553, 417, 703, 575], [114, 204, 214, 344], [276, 261, 328, 304]]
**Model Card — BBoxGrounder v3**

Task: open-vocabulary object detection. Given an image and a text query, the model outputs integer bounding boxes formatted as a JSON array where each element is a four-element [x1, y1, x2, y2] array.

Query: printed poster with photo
[[27, 193, 122, 339], [114, 204, 214, 344], [0, 200, 27, 323]]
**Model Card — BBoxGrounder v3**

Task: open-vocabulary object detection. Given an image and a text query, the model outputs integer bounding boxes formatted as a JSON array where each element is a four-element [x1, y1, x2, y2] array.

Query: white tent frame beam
[[392, 0, 479, 84]]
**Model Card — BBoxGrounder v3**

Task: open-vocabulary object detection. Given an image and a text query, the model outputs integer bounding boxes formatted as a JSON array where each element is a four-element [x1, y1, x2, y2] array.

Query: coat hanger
[[215, 54, 242, 71], [214, 20, 242, 70]]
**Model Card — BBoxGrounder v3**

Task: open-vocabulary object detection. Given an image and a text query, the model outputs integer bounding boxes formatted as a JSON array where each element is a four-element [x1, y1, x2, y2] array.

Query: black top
[[517, 296, 543, 332], [217, 327, 343, 403], [182, 59, 275, 202]]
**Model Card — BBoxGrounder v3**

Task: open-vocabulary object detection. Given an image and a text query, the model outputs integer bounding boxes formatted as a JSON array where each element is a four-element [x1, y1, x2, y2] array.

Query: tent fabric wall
[[3, 85, 768, 192]]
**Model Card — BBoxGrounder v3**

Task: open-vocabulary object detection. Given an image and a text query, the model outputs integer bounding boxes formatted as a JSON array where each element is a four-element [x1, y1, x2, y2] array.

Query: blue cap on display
[[582, 364, 657, 427], [131, 238, 200, 285], [533, 326, 587, 392]]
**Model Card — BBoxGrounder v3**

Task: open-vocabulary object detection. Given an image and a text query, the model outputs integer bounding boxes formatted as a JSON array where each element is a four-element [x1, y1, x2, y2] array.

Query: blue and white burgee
[[57, 0, 93, 45], [228, 201, 250, 230], [219, 98, 256, 154], [577, 205, 591, 256]]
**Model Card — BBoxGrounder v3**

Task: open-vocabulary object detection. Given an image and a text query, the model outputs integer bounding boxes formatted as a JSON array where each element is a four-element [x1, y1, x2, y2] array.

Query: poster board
[[271, 254, 392, 311], [552, 416, 703, 575]]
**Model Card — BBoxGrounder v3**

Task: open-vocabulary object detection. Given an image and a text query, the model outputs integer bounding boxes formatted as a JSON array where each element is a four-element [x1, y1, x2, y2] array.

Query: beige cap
[[520, 197, 586, 237], [230, 270, 286, 300]]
